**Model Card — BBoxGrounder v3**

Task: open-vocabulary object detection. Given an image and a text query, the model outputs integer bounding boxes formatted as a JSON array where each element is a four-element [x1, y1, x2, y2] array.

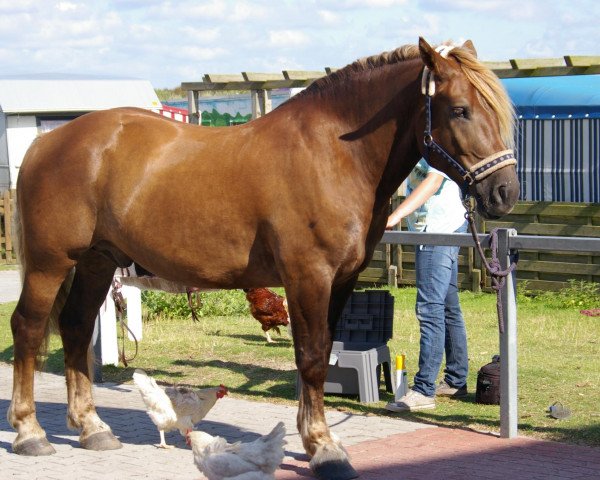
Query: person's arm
[[386, 172, 444, 229]]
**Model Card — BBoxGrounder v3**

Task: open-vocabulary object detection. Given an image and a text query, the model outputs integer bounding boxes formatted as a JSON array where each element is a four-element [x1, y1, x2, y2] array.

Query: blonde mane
[[299, 42, 516, 148]]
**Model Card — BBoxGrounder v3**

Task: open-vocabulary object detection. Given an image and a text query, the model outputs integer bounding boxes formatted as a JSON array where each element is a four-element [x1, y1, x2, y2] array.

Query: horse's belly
[[109, 225, 281, 290]]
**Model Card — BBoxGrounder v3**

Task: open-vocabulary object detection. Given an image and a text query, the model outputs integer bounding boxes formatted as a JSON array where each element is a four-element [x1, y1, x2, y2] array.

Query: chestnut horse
[[9, 38, 518, 479]]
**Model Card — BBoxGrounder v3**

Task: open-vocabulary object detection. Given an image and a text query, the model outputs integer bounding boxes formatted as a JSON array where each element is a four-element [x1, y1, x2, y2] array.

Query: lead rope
[[111, 277, 139, 367], [463, 198, 518, 334]]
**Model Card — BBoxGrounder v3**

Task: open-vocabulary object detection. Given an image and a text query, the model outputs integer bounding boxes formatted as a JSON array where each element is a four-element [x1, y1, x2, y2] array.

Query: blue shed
[[501, 75, 600, 202]]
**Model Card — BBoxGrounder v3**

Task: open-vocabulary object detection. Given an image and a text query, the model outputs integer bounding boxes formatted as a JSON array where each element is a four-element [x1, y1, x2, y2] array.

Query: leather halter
[[420, 52, 516, 195]]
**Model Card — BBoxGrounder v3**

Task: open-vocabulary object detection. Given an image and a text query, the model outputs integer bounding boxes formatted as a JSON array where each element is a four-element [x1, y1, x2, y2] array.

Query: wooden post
[[471, 268, 481, 293], [94, 286, 119, 368], [2, 190, 13, 263], [385, 243, 391, 270], [250, 89, 272, 119], [121, 285, 143, 341], [251, 90, 260, 119], [187, 90, 200, 125], [388, 265, 398, 288]]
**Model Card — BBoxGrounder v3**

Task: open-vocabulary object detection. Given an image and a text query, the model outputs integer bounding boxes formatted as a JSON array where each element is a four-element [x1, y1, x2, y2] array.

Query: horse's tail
[[13, 197, 76, 370], [13, 192, 25, 286]]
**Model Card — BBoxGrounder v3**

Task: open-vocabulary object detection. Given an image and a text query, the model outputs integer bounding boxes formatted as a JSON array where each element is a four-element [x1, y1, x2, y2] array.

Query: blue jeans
[[412, 223, 468, 397]]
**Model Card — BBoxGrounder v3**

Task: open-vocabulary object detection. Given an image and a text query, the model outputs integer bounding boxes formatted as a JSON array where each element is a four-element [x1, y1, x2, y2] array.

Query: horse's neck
[[324, 61, 423, 198], [324, 61, 424, 235]]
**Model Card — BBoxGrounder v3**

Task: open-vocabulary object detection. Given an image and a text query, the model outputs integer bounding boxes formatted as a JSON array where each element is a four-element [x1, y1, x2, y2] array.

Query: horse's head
[[417, 37, 519, 219]]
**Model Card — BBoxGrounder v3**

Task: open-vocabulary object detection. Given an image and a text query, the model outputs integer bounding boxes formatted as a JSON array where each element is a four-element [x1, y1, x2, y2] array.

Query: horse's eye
[[451, 107, 468, 119]]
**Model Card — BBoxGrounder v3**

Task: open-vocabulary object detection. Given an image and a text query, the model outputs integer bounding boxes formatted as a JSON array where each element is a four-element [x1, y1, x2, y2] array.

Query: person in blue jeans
[[386, 158, 468, 412]]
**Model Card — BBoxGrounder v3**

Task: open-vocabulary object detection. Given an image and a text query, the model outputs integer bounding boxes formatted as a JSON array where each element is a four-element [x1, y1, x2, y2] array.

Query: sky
[[0, 0, 598, 89]]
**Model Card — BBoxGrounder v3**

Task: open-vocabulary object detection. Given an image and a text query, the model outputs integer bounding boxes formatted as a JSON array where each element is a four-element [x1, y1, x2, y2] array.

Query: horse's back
[[16, 105, 369, 287]]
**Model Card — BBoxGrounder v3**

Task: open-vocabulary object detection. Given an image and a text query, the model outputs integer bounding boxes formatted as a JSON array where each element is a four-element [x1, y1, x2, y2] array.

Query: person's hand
[[386, 216, 399, 230]]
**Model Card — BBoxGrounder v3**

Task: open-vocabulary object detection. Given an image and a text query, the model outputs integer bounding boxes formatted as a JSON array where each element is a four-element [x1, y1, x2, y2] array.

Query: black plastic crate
[[334, 290, 394, 345]]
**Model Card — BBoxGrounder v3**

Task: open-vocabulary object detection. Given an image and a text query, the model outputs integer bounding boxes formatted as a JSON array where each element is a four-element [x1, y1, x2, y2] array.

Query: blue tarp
[[501, 74, 600, 119]]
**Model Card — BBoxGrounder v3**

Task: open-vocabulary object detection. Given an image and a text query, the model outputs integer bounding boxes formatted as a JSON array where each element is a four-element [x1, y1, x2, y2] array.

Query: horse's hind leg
[[58, 248, 123, 451], [9, 267, 73, 455]]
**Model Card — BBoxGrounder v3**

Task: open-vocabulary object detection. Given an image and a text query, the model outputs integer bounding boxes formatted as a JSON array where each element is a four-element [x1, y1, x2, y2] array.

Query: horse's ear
[[418, 37, 437, 71], [462, 39, 477, 58], [418, 37, 451, 80]]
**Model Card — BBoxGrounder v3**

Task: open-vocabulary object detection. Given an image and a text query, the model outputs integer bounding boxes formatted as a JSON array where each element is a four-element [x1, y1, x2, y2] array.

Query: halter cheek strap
[[421, 46, 516, 194], [421, 45, 454, 96]]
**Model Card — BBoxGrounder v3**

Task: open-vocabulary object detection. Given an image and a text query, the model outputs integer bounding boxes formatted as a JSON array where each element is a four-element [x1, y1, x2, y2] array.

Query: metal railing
[[381, 229, 600, 438]]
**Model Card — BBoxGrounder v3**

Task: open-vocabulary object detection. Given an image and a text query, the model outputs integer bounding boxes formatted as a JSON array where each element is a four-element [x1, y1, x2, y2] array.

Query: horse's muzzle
[[474, 171, 520, 219]]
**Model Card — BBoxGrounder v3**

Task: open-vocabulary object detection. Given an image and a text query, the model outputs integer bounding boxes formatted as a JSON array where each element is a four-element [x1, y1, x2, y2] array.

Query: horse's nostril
[[491, 184, 511, 206], [497, 185, 508, 203]]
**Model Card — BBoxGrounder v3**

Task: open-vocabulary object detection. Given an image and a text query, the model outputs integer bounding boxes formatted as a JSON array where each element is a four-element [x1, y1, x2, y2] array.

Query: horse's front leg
[[58, 251, 122, 451], [288, 278, 359, 480]]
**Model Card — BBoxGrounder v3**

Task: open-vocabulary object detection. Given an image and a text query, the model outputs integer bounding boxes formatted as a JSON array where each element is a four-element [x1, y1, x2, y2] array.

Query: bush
[[553, 280, 599, 310], [142, 289, 251, 320], [520, 279, 599, 311]]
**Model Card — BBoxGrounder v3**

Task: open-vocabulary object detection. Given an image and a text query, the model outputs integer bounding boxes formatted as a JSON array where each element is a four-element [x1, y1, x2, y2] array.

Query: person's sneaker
[[385, 389, 435, 412], [436, 380, 468, 397]]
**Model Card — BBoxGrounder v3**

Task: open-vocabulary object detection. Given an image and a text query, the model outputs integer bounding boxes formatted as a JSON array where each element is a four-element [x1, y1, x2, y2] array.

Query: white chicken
[[189, 421, 286, 480], [132, 369, 227, 448]]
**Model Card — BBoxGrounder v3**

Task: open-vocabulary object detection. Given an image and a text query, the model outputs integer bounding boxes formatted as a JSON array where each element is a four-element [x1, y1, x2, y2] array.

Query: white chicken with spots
[[133, 369, 227, 448]]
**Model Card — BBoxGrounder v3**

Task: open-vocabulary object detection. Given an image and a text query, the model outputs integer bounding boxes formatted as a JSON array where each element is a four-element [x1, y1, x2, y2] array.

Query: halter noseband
[[421, 46, 516, 195]]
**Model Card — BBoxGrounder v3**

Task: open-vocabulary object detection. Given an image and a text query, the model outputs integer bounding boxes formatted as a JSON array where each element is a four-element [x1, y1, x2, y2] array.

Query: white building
[[0, 73, 161, 190]]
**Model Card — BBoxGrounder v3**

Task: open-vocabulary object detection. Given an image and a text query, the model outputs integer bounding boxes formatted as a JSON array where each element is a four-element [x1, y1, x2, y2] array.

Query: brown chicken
[[243, 288, 290, 343]]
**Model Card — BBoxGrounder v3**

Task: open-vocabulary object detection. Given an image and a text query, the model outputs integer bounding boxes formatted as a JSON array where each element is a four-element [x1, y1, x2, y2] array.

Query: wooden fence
[[363, 199, 600, 292], [0, 190, 16, 264], [481, 201, 600, 291]]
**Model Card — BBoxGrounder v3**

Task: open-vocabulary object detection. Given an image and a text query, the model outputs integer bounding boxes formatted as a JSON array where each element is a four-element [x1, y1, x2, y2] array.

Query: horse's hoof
[[80, 431, 122, 451], [312, 459, 359, 480], [13, 437, 56, 456]]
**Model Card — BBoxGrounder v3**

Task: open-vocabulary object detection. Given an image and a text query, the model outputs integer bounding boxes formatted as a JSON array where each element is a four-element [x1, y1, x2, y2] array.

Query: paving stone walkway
[[1, 363, 599, 480]]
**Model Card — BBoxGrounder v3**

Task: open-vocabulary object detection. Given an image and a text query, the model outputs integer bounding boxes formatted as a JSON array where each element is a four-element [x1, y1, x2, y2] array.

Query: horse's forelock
[[447, 48, 516, 149]]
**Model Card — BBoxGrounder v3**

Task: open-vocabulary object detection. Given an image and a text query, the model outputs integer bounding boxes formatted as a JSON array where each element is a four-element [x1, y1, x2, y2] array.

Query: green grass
[[0, 264, 18, 271], [0, 286, 598, 447]]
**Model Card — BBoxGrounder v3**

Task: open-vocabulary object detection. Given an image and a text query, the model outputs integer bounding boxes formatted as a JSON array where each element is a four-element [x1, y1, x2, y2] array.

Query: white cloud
[[231, 1, 267, 21], [344, 0, 408, 6], [523, 39, 555, 58], [180, 26, 221, 42], [421, 0, 548, 21], [56, 2, 78, 12], [318, 9, 341, 24], [181, 45, 229, 62], [180, 0, 227, 19], [0, 0, 36, 13], [269, 29, 310, 48]]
